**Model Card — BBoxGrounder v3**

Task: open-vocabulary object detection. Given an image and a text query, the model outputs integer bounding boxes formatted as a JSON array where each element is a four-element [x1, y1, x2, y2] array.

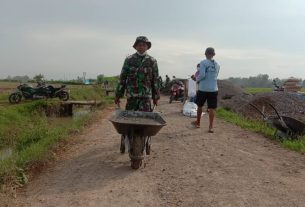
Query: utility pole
[[83, 72, 86, 84]]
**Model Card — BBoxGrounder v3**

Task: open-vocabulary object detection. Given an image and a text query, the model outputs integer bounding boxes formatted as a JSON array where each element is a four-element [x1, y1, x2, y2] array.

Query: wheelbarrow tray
[[266, 115, 305, 136], [109, 109, 166, 137], [281, 116, 305, 135]]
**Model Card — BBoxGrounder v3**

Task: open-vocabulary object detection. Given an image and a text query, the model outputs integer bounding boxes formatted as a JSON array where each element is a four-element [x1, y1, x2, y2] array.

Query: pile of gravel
[[238, 92, 305, 121], [217, 80, 305, 122]]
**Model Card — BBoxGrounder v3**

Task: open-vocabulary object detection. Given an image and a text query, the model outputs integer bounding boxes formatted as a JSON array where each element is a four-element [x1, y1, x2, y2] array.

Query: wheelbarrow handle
[[268, 103, 281, 120], [116, 103, 121, 109], [249, 103, 267, 119], [116, 103, 156, 111], [152, 104, 156, 112], [267, 103, 289, 129]]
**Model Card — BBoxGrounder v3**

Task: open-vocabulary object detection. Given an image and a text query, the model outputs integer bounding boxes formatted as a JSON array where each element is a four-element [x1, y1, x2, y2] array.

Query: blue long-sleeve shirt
[[196, 59, 220, 92]]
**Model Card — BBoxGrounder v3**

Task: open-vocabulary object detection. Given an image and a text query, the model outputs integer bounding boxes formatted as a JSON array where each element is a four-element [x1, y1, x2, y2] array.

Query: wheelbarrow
[[249, 102, 305, 139], [109, 108, 166, 169]]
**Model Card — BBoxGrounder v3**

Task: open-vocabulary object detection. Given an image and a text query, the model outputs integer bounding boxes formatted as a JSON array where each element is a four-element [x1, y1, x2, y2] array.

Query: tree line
[[225, 74, 305, 88]]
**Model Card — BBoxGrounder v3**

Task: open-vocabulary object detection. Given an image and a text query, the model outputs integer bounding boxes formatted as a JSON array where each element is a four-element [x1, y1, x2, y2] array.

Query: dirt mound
[[217, 80, 252, 110], [239, 92, 305, 121], [218, 80, 246, 99], [217, 81, 305, 122]]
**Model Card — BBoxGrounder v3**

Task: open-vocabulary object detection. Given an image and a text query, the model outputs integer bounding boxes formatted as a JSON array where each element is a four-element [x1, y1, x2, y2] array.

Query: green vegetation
[[245, 87, 305, 94], [245, 87, 273, 94], [217, 108, 275, 137], [217, 108, 305, 153], [225, 74, 305, 88], [0, 94, 7, 101], [0, 101, 91, 186], [0, 84, 115, 188], [0, 78, 119, 103], [69, 85, 106, 100]]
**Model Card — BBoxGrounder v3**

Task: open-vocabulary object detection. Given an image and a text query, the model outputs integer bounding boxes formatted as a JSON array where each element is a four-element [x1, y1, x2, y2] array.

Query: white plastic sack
[[183, 101, 198, 117], [187, 79, 197, 97]]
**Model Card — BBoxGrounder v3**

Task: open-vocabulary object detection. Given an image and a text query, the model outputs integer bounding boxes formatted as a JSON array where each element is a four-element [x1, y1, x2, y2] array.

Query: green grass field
[[0, 81, 117, 103], [245, 87, 273, 94], [245, 87, 305, 94]]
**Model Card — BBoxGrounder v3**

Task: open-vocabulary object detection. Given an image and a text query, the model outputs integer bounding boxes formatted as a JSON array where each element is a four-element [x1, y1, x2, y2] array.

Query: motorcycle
[[110, 105, 166, 169], [169, 83, 184, 103], [273, 80, 284, 92], [9, 83, 69, 104]]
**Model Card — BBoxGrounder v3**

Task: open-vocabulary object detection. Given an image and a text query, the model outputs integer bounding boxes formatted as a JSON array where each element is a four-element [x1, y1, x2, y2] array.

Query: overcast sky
[[1, 0, 305, 80]]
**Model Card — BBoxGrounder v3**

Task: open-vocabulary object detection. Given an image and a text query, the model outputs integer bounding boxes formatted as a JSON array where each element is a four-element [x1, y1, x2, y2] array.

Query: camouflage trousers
[[125, 97, 152, 112]]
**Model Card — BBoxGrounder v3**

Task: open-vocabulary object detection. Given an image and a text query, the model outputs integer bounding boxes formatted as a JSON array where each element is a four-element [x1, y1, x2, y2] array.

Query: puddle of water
[[73, 108, 91, 119], [0, 147, 12, 161], [47, 106, 91, 126]]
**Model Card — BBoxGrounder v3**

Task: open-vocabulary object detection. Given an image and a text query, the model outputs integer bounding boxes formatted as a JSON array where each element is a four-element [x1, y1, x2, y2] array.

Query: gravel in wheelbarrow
[[109, 109, 166, 137]]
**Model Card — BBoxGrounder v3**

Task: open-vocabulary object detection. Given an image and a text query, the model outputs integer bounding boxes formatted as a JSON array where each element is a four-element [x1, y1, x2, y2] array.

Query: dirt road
[[13, 98, 305, 207]]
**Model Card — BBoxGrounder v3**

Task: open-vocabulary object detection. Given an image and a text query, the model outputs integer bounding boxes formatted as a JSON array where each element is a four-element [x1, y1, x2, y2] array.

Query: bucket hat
[[133, 36, 151, 49]]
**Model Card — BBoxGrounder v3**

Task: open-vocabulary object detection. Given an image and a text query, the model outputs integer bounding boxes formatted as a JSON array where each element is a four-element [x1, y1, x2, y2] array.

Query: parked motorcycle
[[9, 83, 69, 104], [169, 82, 184, 103]]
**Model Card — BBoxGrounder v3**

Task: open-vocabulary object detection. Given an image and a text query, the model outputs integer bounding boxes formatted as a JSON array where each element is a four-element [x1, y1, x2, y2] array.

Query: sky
[[1, 0, 305, 80]]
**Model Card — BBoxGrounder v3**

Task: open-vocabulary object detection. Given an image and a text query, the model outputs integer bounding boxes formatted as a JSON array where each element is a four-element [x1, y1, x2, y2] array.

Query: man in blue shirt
[[192, 47, 220, 132]]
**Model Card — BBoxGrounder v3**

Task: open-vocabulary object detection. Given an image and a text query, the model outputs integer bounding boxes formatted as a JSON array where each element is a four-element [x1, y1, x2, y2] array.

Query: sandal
[[191, 121, 200, 128], [208, 128, 214, 133]]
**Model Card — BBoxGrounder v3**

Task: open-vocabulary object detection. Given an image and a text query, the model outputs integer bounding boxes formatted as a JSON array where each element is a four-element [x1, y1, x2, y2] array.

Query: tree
[[33, 74, 44, 82], [97, 74, 104, 84], [76, 76, 83, 83]]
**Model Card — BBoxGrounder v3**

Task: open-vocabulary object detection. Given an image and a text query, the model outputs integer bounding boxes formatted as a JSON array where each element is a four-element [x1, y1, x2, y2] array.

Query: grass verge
[[217, 108, 305, 153], [0, 95, 113, 189]]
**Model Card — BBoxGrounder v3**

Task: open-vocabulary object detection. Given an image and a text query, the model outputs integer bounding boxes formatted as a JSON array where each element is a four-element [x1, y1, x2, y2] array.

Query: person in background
[[192, 47, 220, 133], [165, 75, 170, 87], [190, 63, 200, 101], [188, 77, 197, 103], [158, 76, 164, 89], [194, 63, 200, 80]]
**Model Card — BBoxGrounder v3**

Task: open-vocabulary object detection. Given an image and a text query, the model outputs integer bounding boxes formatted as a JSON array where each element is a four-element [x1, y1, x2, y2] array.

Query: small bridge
[[60, 100, 103, 116], [104, 88, 115, 96]]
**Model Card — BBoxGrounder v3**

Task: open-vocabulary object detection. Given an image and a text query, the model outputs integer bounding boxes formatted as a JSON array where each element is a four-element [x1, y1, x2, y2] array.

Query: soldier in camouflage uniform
[[115, 36, 160, 110], [115, 36, 160, 158]]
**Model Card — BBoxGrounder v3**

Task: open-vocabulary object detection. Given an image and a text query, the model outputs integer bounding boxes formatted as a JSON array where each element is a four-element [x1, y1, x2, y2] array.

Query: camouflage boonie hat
[[205, 47, 215, 55], [133, 36, 151, 49]]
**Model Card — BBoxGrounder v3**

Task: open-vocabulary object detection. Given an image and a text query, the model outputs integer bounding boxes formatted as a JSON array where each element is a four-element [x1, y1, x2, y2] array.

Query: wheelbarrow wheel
[[169, 95, 173, 104], [131, 159, 142, 169], [120, 135, 125, 154]]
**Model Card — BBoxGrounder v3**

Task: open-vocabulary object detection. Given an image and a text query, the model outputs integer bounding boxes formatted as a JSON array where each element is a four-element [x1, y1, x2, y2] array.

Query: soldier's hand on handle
[[153, 99, 158, 106], [115, 97, 120, 105]]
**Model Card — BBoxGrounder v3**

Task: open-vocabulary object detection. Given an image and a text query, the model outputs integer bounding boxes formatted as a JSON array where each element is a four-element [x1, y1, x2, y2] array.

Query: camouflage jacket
[[115, 53, 160, 100]]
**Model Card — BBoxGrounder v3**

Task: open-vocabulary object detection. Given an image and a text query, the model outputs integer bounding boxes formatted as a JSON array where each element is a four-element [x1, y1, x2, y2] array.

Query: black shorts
[[195, 91, 218, 109]]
